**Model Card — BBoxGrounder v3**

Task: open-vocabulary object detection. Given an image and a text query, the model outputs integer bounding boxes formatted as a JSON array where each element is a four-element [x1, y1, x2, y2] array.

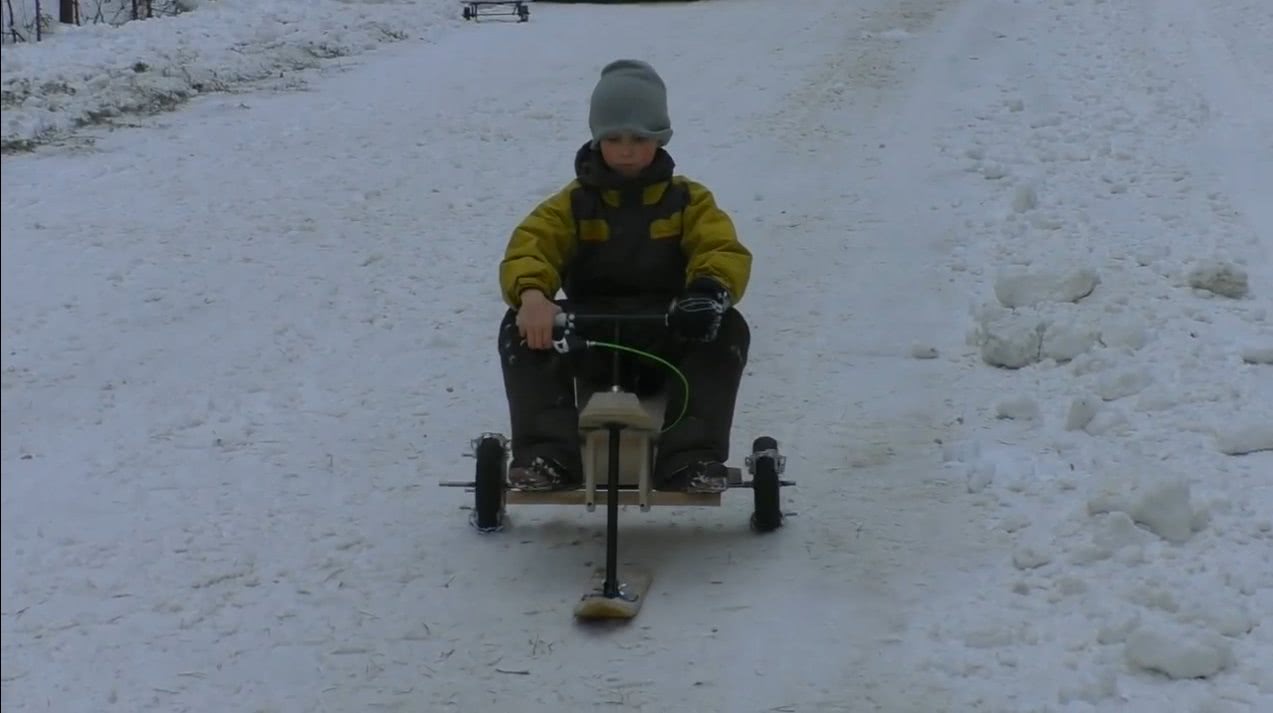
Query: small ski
[[573, 566, 653, 620]]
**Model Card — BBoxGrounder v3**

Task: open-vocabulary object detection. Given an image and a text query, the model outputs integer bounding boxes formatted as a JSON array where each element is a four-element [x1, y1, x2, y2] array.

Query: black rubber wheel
[[473, 436, 506, 532], [753, 436, 777, 452], [750, 436, 783, 533]]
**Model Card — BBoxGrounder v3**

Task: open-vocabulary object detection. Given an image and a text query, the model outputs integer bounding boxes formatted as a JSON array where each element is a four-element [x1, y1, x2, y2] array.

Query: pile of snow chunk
[[968, 266, 1118, 369], [1084, 465, 1207, 545], [1214, 422, 1273, 456], [1239, 342, 1273, 365], [993, 266, 1100, 308], [1125, 625, 1236, 680], [1186, 259, 1251, 300], [938, 441, 1269, 703]]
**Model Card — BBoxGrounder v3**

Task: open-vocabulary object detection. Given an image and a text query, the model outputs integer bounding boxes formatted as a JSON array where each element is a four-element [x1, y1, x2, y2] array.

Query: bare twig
[[4, 0, 27, 43]]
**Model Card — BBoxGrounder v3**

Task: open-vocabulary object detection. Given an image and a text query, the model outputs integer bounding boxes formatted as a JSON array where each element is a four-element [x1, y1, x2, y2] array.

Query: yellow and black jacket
[[499, 142, 751, 309]]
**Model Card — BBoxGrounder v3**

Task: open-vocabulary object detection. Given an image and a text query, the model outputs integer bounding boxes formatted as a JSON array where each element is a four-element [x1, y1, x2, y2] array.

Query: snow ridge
[[935, 0, 1273, 709], [1, 0, 455, 151]]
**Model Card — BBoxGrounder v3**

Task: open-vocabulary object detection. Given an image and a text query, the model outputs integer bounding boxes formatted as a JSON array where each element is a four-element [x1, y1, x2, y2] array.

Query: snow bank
[[0, 0, 456, 150], [930, 0, 1273, 708]]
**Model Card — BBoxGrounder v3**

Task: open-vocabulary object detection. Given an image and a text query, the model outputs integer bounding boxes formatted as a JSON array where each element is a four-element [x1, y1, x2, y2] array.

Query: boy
[[496, 59, 752, 494]]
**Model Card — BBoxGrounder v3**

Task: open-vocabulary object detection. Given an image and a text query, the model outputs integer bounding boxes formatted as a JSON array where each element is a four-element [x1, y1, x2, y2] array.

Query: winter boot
[[659, 460, 729, 494], [507, 456, 579, 492]]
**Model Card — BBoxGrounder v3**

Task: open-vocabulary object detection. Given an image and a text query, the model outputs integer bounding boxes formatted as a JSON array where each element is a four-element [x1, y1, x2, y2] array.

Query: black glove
[[667, 277, 731, 342]]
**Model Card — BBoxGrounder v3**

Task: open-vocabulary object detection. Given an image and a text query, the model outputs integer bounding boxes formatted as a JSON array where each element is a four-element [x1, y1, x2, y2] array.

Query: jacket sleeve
[[679, 179, 751, 304], [498, 184, 578, 307]]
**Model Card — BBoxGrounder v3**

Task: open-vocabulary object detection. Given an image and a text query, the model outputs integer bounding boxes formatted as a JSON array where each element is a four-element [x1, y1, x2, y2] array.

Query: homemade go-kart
[[460, 0, 529, 22], [440, 310, 793, 620]]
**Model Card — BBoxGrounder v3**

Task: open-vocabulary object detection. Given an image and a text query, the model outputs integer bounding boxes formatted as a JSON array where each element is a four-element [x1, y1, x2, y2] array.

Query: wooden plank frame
[[501, 387, 740, 509]]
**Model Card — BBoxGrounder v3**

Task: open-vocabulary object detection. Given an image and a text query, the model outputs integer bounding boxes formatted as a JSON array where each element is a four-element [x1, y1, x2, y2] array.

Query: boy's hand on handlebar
[[516, 290, 561, 350]]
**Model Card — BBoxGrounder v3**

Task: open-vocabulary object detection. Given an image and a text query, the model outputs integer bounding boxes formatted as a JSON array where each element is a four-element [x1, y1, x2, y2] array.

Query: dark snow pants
[[497, 304, 750, 484]]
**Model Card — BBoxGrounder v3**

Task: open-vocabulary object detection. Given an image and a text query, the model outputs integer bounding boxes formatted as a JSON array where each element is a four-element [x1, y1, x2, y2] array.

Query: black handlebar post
[[548, 309, 670, 601]]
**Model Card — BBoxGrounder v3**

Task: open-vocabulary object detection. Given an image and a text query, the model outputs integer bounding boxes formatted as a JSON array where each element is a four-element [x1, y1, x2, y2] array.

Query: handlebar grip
[[550, 327, 587, 354], [551, 311, 668, 327]]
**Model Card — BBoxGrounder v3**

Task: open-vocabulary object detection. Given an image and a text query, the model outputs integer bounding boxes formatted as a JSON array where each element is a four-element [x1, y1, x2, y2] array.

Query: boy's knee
[[498, 310, 532, 365], [721, 309, 749, 343], [716, 309, 750, 364]]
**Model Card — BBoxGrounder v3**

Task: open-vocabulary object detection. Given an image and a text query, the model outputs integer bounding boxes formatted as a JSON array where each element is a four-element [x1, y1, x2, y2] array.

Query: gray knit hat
[[588, 59, 673, 147]]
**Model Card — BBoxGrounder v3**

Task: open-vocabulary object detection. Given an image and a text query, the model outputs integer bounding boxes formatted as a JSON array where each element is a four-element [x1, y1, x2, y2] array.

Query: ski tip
[[572, 567, 652, 621], [573, 594, 642, 620]]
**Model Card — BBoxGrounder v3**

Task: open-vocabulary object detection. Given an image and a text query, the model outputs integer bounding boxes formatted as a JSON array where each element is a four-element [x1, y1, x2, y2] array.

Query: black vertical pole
[[603, 424, 621, 598], [603, 320, 623, 598]]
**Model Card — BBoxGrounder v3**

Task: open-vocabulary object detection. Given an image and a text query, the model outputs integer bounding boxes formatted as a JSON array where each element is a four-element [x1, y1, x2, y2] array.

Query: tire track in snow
[[698, 0, 1025, 709]]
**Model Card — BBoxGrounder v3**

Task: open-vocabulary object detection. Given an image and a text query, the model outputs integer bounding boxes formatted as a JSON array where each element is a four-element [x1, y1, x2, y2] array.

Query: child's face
[[599, 134, 659, 178]]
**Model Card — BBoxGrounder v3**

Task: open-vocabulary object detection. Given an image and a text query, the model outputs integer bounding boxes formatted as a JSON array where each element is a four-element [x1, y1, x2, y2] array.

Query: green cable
[[587, 340, 689, 433]]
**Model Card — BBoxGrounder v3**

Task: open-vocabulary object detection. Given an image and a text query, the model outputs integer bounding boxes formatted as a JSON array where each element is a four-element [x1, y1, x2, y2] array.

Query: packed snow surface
[[3, 0, 1271, 711]]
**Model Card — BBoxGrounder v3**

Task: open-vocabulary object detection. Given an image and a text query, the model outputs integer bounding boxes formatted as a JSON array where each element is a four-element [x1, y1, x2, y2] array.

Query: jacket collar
[[574, 140, 675, 193]]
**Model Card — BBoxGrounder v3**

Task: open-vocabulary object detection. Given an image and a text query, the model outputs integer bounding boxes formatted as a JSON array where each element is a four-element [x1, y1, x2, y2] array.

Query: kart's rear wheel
[[473, 435, 507, 532], [750, 436, 783, 533]]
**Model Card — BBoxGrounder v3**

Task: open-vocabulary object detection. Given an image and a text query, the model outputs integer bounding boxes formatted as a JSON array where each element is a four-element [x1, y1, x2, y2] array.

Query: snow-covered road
[[4, 0, 1270, 711]]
